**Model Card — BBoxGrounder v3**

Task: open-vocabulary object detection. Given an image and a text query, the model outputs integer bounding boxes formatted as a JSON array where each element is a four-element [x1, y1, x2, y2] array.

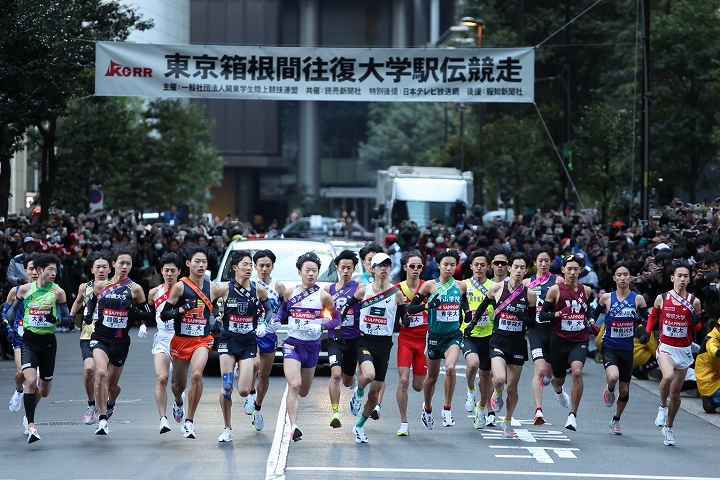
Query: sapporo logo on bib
[[437, 302, 460, 322], [610, 320, 634, 338], [27, 307, 52, 327], [228, 314, 253, 334], [103, 308, 129, 329], [181, 306, 207, 336], [498, 311, 523, 332]]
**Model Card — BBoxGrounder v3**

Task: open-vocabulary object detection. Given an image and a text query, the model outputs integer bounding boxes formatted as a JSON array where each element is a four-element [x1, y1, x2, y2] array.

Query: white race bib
[[663, 323, 688, 338], [610, 321, 634, 338], [561, 319, 585, 332], [436, 303, 460, 323], [26, 308, 52, 328], [102, 308, 128, 329], [498, 312, 523, 332], [180, 322, 205, 337], [408, 313, 426, 328], [228, 314, 253, 334]]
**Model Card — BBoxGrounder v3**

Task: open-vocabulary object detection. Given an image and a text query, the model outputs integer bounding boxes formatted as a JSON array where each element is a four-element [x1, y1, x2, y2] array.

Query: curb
[[631, 378, 720, 429]]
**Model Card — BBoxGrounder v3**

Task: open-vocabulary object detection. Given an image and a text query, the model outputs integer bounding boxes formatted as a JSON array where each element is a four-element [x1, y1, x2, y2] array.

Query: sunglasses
[[492, 261, 508, 266], [407, 264, 424, 270]]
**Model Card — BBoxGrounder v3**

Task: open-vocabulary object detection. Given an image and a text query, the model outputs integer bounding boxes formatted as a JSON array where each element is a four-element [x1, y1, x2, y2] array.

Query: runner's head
[[334, 250, 358, 282], [509, 253, 527, 282], [612, 263, 631, 290], [534, 248, 553, 274], [112, 248, 133, 279], [230, 249, 253, 281], [490, 249, 509, 280], [436, 249, 459, 279], [33, 253, 60, 283], [561, 253, 585, 285], [296, 252, 321, 285], [184, 246, 208, 278], [671, 261, 692, 290], [253, 249, 276, 280], [402, 250, 423, 281], [159, 252, 180, 285], [89, 250, 111, 282], [468, 250, 489, 280], [359, 242, 384, 273], [370, 252, 392, 281], [24, 255, 38, 282]]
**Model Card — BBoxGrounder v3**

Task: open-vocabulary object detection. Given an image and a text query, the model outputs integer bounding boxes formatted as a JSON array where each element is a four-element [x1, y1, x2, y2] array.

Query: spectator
[[696, 321, 720, 413], [6, 236, 37, 287]]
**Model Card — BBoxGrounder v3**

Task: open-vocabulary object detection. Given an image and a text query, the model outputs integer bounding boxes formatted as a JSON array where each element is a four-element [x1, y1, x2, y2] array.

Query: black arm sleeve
[[406, 294, 428, 315], [130, 303, 153, 324], [342, 296, 360, 317], [396, 304, 408, 330], [160, 301, 182, 322], [592, 302, 606, 322], [83, 295, 97, 325], [539, 300, 556, 324]]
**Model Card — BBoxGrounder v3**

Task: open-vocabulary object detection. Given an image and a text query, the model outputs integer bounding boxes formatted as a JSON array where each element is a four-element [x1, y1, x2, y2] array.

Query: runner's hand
[[256, 323, 267, 338], [138, 324, 148, 338]]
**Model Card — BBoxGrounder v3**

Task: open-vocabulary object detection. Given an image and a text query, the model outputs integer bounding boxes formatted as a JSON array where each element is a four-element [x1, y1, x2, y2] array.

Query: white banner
[[95, 42, 534, 103]]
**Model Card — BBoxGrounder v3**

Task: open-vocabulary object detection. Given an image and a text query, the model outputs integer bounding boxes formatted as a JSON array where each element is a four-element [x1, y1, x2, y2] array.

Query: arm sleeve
[[83, 295, 97, 325], [539, 300, 556, 324], [321, 306, 341, 331], [406, 294, 428, 315], [591, 302, 605, 322], [2, 302, 14, 325], [646, 306, 660, 333], [160, 301, 182, 322], [527, 306, 537, 328], [130, 303, 153, 323]]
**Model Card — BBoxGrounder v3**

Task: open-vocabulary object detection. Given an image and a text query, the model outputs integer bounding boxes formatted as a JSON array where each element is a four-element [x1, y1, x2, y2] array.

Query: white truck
[[376, 166, 474, 228]]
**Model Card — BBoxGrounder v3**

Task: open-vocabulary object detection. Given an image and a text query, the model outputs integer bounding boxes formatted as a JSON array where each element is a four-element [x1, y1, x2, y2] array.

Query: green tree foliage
[[49, 98, 223, 214]]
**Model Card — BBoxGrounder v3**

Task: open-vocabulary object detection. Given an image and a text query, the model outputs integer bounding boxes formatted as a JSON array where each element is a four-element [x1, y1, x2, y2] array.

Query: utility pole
[[639, 0, 651, 221]]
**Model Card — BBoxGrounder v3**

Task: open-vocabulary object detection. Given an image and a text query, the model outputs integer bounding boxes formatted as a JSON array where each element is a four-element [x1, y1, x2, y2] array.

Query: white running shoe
[[95, 419, 109, 436], [349, 388, 362, 416], [252, 410, 264, 432], [565, 413, 577, 431], [183, 420, 196, 439], [473, 406, 486, 430], [22, 415, 29, 435], [491, 391, 504, 413], [610, 418, 622, 435], [370, 403, 381, 420], [485, 412, 497, 427], [172, 392, 186, 424], [533, 408, 545, 426], [9, 390, 22, 413], [465, 389, 477, 413], [396, 422, 409, 436], [82, 406, 97, 425], [352, 425, 369, 444], [502, 421, 516, 438], [654, 406, 668, 428], [244, 394, 256, 415], [441, 409, 455, 427], [159, 416, 172, 434], [420, 409, 434, 430], [603, 385, 616, 407], [556, 387, 570, 409], [662, 426, 676, 446], [27, 424, 40, 444], [217, 427, 233, 443]]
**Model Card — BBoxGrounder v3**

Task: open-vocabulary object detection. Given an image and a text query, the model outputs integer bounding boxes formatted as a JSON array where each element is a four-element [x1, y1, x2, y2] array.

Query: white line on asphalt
[[285, 467, 720, 480], [265, 385, 289, 480]]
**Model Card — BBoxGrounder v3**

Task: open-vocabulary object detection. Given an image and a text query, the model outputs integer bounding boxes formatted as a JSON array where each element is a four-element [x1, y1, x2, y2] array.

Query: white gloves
[[138, 324, 148, 338]]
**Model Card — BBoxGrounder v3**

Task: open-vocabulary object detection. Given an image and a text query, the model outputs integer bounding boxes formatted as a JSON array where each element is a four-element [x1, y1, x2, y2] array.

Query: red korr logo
[[105, 60, 152, 78]]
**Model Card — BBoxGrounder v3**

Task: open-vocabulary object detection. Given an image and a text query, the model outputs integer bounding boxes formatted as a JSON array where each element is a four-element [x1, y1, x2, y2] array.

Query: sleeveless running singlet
[[603, 291, 638, 351], [221, 280, 261, 336], [658, 292, 695, 348], [428, 279, 462, 336], [329, 281, 361, 340], [92, 280, 133, 341], [553, 283, 590, 342], [358, 285, 397, 337], [175, 278, 213, 337], [22, 282, 60, 336], [494, 282, 530, 337], [463, 277, 495, 338], [286, 286, 324, 342]]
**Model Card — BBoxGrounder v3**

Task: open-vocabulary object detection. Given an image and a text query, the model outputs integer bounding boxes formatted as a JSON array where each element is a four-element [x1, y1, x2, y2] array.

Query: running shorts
[[489, 334, 528, 366], [170, 335, 214, 362], [328, 337, 360, 378], [152, 330, 174, 357], [90, 339, 131, 368], [461, 335, 491, 371], [528, 326, 551, 361], [80, 339, 93, 361], [603, 348, 634, 383], [217, 334, 257, 361], [282, 337, 321, 369], [427, 331, 462, 361], [657, 343, 693, 370], [548, 337, 587, 378], [257, 332, 278, 355], [21, 332, 57, 381], [398, 331, 428, 376], [357, 335, 393, 383]]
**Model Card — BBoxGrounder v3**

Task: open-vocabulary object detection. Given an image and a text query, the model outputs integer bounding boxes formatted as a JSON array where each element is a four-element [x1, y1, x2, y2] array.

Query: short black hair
[[334, 249, 358, 266], [510, 253, 527, 266], [230, 249, 253, 268], [112, 248, 133, 263], [468, 249, 489, 264], [184, 245, 208, 262], [436, 249, 460, 264], [401, 250, 423, 267], [489, 247, 509, 261], [533, 248, 553, 262], [253, 249, 276, 265], [562, 253, 586, 268], [672, 260, 692, 276], [34, 253, 60, 270], [296, 252, 321, 270], [89, 251, 112, 268], [159, 252, 181, 269], [23, 254, 36, 268], [359, 243, 384, 262], [612, 262, 632, 274]]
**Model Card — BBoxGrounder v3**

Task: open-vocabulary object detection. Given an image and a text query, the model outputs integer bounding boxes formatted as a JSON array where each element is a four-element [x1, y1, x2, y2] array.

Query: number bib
[[181, 309, 207, 337], [228, 314, 253, 334], [497, 312, 523, 332], [561, 319, 586, 332], [102, 308, 128, 329], [408, 312, 426, 328], [662, 322, 688, 339], [27, 308, 52, 328], [436, 303, 460, 323], [476, 313, 491, 327], [610, 321, 634, 338]]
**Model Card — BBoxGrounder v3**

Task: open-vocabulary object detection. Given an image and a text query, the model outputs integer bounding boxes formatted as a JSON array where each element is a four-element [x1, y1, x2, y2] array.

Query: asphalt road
[[1, 331, 719, 480]]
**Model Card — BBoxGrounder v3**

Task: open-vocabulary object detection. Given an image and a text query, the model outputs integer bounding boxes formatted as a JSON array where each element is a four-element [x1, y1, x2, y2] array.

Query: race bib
[[27, 307, 52, 328], [228, 314, 253, 334], [663, 322, 688, 338], [610, 321, 634, 338], [498, 312, 523, 332], [408, 313, 426, 328], [476, 313, 490, 327], [436, 303, 460, 323], [180, 323, 206, 336], [561, 319, 586, 332], [102, 308, 128, 329]]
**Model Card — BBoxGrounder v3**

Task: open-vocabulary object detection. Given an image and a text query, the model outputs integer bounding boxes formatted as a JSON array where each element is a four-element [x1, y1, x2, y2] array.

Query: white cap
[[653, 242, 671, 254], [370, 252, 391, 267]]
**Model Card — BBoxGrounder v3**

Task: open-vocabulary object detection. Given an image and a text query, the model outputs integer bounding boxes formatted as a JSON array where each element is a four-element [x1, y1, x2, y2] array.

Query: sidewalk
[[632, 377, 720, 429]]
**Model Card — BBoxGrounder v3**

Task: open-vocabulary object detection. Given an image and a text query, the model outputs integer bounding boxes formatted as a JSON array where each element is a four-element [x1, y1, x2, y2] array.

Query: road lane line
[[265, 385, 289, 480], [285, 467, 720, 480]]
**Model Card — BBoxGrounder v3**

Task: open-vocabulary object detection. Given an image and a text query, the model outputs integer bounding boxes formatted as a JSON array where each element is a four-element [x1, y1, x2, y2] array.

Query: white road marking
[[285, 467, 720, 480], [265, 385, 289, 480], [481, 428, 570, 442], [49, 398, 143, 404], [490, 445, 579, 463], [439, 367, 466, 378]]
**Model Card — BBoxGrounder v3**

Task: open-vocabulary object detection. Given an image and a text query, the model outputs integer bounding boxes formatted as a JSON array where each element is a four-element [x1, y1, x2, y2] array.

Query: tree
[[0, 0, 151, 221]]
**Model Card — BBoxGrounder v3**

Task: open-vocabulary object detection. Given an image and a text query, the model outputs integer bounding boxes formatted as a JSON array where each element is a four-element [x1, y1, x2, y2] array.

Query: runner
[[460, 250, 496, 429], [70, 251, 111, 425], [646, 261, 702, 446], [350, 253, 406, 444], [214, 250, 271, 442], [87, 249, 149, 436], [354, 243, 383, 284], [594, 263, 648, 435], [276, 252, 339, 442], [540, 253, 594, 431], [250, 249, 285, 430], [3, 256, 37, 414], [409, 249, 467, 430], [476, 254, 535, 438], [395, 250, 427, 436], [15, 253, 70, 443], [523, 249, 562, 426], [146, 253, 180, 434], [326, 249, 363, 429], [490, 250, 510, 283]]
